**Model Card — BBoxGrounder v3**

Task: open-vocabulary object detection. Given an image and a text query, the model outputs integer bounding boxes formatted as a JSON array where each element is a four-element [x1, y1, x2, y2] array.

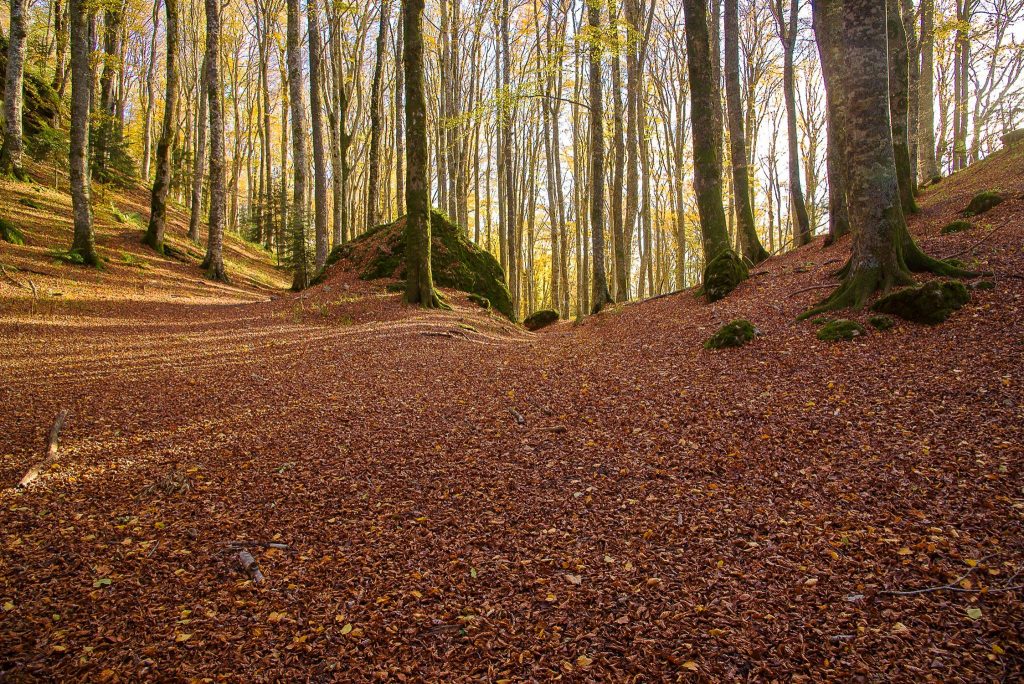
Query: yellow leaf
[[268, 611, 286, 623], [340, 623, 353, 635], [992, 643, 1005, 655], [966, 607, 982, 620], [576, 655, 593, 668], [2, 601, 13, 611], [565, 574, 582, 585], [545, 593, 557, 602], [682, 660, 698, 671], [897, 547, 912, 556], [892, 622, 909, 634], [175, 633, 192, 642], [965, 558, 978, 567]]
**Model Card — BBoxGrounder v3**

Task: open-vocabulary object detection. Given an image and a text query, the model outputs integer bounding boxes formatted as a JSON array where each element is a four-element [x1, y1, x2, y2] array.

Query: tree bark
[[888, 0, 919, 214], [141, 0, 161, 181], [1, 0, 29, 178], [188, 54, 210, 243], [772, 0, 811, 246], [69, 0, 98, 266], [287, 0, 310, 289], [588, 0, 613, 313], [724, 0, 768, 264], [143, 0, 178, 253], [918, 0, 940, 180], [812, 0, 850, 244], [308, 0, 329, 267], [366, 0, 390, 231], [202, 0, 227, 281]]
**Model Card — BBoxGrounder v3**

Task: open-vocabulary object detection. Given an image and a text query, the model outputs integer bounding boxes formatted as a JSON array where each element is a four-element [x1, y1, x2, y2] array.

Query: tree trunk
[[201, 0, 226, 281], [888, 0, 919, 214], [724, 0, 768, 264], [918, 0, 940, 181], [773, 0, 811, 246], [402, 0, 443, 309], [287, 0, 310, 289], [188, 54, 210, 243], [1, 0, 29, 178], [588, 0, 613, 313], [141, 0, 160, 181], [806, 0, 969, 317], [69, 0, 98, 266], [143, 0, 177, 253], [308, 0, 329, 268], [812, 0, 850, 244], [366, 0, 390, 231], [610, 4, 628, 301], [499, 0, 518, 315], [394, 7, 405, 217]]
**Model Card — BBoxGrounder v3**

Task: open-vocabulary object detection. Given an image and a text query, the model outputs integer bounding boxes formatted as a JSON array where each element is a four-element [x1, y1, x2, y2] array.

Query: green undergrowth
[[0, 217, 25, 244], [705, 319, 757, 349]]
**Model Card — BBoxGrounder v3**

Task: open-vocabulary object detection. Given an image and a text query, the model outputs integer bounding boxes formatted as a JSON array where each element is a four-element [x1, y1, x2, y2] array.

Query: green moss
[[704, 319, 757, 349], [48, 248, 86, 265], [0, 217, 25, 245], [816, 319, 866, 342], [962, 190, 1003, 216], [523, 309, 559, 331], [872, 280, 970, 325], [384, 282, 406, 293], [467, 293, 490, 310], [868, 314, 895, 331], [702, 250, 749, 302], [345, 210, 515, 320], [974, 280, 995, 291], [18, 197, 43, 210], [941, 220, 972, 234]]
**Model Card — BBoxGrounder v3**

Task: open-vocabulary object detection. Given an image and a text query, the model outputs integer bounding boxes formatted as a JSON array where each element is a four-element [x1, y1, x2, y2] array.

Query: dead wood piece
[[237, 549, 265, 584], [421, 330, 464, 339], [16, 409, 69, 488], [0, 264, 27, 289], [226, 540, 289, 551], [508, 408, 525, 425]]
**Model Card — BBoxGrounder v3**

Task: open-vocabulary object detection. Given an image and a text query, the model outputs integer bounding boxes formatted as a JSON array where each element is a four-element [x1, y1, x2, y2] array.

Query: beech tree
[[202, 0, 227, 281], [68, 0, 98, 266], [144, 0, 179, 254], [587, 0, 613, 313], [1, 0, 29, 178]]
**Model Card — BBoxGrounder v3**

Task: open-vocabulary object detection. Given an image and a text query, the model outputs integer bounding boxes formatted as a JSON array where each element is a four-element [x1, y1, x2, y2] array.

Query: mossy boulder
[[702, 250, 749, 302], [868, 314, 895, 331], [941, 220, 972, 234], [962, 190, 1003, 217], [872, 280, 970, 325], [705, 319, 757, 349], [973, 280, 995, 291], [467, 293, 490, 310], [0, 217, 25, 245], [523, 309, 559, 331], [0, 36, 62, 137], [327, 209, 515, 320], [1001, 128, 1024, 148], [817, 319, 866, 342]]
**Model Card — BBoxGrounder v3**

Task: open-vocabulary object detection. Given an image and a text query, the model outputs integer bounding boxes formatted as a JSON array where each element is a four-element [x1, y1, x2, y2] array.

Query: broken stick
[[237, 549, 265, 584], [17, 409, 69, 488]]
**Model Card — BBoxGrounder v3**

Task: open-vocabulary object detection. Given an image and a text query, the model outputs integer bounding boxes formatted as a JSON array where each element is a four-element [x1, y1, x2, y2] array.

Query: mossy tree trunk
[[1, 0, 28, 179], [366, 0, 390, 233], [402, 0, 445, 310], [144, 0, 178, 254], [201, 0, 227, 282], [308, 0, 329, 269], [888, 0, 919, 214], [805, 0, 970, 318], [188, 54, 209, 243], [286, 0, 309, 289], [811, 0, 850, 244], [724, 0, 768, 265], [682, 0, 740, 285], [68, 0, 99, 267], [918, 0, 940, 181], [587, 0, 613, 314]]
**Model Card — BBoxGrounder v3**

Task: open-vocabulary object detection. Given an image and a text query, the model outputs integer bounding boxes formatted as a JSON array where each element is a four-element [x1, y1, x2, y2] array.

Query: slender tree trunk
[[189, 54, 210, 243], [1, 0, 29, 178], [500, 0, 518, 314], [308, 0, 329, 267], [918, 0, 939, 181], [69, 0, 98, 265], [402, 0, 443, 309], [610, 5, 627, 301], [141, 0, 161, 181], [143, 0, 178, 253], [287, 0, 310, 289], [812, 0, 850, 244], [773, 0, 811, 246], [888, 0, 919, 214], [724, 0, 768, 264], [366, 0, 390, 230], [588, 0, 612, 313], [394, 7, 405, 216], [52, 0, 69, 101], [202, 0, 227, 281], [901, 0, 919, 191]]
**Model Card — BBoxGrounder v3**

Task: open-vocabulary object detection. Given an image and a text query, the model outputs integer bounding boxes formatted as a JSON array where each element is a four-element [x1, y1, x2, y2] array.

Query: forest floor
[[1, 146, 1023, 682]]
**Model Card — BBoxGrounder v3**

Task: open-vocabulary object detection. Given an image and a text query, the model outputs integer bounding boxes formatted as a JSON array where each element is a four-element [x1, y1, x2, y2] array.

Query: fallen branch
[[16, 409, 69, 488], [943, 223, 1005, 260], [237, 549, 265, 584], [786, 283, 839, 300], [225, 540, 289, 551], [421, 330, 464, 339], [508, 408, 525, 425], [0, 264, 27, 289]]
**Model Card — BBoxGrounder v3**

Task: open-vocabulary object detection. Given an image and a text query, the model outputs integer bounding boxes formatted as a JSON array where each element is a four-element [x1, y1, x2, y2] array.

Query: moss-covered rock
[[0, 217, 25, 245], [868, 314, 895, 331], [0, 36, 63, 138], [467, 293, 490, 310], [325, 210, 515, 320], [872, 280, 970, 325], [941, 220, 972, 234], [973, 280, 995, 291], [702, 250, 749, 302], [962, 190, 1003, 217], [817, 319, 866, 342], [704, 319, 757, 349], [1001, 128, 1024, 148], [523, 309, 559, 331]]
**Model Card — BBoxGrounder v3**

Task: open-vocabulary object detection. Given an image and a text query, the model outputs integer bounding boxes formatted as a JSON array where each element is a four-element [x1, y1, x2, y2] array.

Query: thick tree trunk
[[308, 0, 329, 268], [202, 0, 227, 281], [287, 0, 310, 289], [143, 0, 178, 253], [888, 0, 919, 214], [366, 0, 390, 231], [188, 55, 210, 243], [724, 0, 768, 264], [1, 0, 29, 178], [901, 0, 919, 191], [402, 0, 443, 309], [588, 0, 613, 313], [69, 0, 98, 266], [812, 0, 850, 244], [806, 0, 969, 316], [918, 0, 940, 181]]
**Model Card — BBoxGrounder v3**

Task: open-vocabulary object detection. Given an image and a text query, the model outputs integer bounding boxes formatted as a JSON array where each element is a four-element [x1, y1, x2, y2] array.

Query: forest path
[[1, 146, 1023, 679]]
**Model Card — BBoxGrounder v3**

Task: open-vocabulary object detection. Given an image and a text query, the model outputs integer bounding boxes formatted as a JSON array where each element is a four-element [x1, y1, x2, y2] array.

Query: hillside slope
[[0, 146, 1021, 681]]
